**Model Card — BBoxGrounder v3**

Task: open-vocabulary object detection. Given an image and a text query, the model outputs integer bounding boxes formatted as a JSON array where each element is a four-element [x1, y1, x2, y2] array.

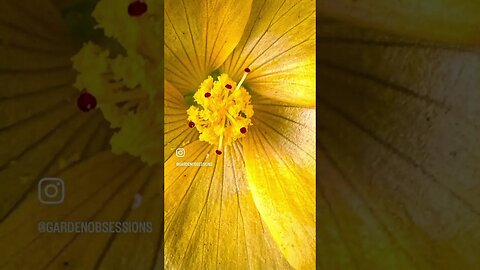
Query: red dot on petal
[[188, 121, 195, 128], [128, 1, 148, 16], [240, 127, 247, 134], [204, 92, 211, 98], [215, 150, 222, 155], [77, 92, 97, 112], [244, 67, 251, 73], [225, 84, 232, 89]]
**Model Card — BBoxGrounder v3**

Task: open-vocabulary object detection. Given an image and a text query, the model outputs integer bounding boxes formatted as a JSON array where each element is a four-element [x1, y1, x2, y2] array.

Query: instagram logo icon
[[176, 148, 186, 158], [38, 178, 65, 204]]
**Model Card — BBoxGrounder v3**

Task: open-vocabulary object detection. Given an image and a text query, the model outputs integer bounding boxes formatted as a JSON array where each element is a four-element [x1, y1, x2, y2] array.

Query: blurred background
[[317, 3, 480, 268]]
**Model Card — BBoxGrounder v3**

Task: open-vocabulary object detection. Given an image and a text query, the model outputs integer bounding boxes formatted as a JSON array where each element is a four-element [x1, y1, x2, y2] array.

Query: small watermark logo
[[175, 148, 186, 158], [38, 178, 64, 204]]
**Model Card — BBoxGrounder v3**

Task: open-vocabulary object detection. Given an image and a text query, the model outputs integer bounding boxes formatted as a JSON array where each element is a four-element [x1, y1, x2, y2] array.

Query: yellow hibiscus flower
[[163, 0, 315, 269], [1, 0, 479, 269]]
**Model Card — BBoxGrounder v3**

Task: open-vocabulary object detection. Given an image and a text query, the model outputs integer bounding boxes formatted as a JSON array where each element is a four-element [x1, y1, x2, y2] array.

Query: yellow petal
[[243, 96, 316, 269], [317, 144, 472, 269], [0, 104, 111, 218], [222, 0, 315, 106], [0, 152, 164, 269], [164, 80, 198, 161], [0, 0, 72, 48], [164, 141, 292, 268], [164, 0, 253, 94], [95, 164, 164, 270], [0, 0, 75, 71], [317, 19, 480, 267], [319, 0, 480, 45]]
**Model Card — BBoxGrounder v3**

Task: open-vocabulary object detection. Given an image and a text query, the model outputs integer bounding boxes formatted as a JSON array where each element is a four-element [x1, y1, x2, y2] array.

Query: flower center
[[187, 70, 254, 155]]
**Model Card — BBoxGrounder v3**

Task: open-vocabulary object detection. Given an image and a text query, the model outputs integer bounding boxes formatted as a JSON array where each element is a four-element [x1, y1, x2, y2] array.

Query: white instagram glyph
[[175, 148, 186, 158]]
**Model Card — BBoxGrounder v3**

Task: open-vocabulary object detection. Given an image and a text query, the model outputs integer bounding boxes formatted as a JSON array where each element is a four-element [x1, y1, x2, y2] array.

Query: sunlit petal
[[319, 0, 480, 45], [164, 80, 198, 161], [164, 141, 292, 269], [164, 0, 253, 94], [222, 0, 315, 106], [318, 19, 480, 267], [243, 96, 315, 269]]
